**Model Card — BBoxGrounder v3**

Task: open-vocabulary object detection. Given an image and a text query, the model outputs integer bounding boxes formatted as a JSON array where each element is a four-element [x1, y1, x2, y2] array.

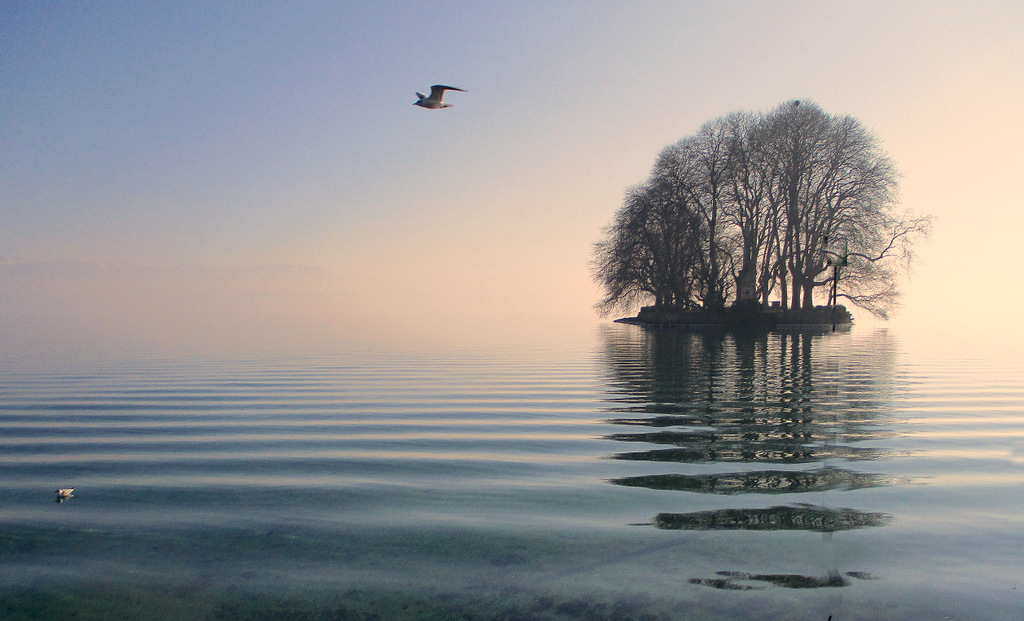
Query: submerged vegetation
[[592, 99, 931, 324]]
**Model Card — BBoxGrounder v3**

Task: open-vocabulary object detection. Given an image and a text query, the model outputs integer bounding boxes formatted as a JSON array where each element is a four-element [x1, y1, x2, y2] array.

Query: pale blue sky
[[2, 1, 1022, 358]]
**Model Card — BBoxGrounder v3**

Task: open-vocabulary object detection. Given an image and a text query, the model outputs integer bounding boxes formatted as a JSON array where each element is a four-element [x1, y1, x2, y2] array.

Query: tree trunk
[[736, 264, 756, 302], [779, 269, 788, 309], [802, 282, 815, 309]]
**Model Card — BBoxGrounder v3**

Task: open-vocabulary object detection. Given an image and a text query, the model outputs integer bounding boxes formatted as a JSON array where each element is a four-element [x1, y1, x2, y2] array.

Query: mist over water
[[1, 326, 1022, 619]]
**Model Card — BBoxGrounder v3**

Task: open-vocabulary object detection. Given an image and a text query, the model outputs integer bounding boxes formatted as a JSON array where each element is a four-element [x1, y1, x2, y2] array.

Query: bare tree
[[834, 208, 933, 318], [759, 101, 834, 310], [591, 180, 704, 316], [756, 100, 932, 312], [652, 118, 735, 309], [720, 110, 778, 305]]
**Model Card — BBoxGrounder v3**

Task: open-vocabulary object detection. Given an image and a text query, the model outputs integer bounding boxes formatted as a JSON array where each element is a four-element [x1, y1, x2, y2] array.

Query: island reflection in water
[[599, 327, 902, 590]]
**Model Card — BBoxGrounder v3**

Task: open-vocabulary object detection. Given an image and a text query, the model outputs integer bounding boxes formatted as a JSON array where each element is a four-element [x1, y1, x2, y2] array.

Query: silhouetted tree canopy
[[592, 100, 932, 319]]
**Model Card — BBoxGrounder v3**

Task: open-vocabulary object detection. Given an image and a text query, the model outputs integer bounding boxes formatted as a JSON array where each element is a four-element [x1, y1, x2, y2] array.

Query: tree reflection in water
[[599, 326, 900, 591], [690, 570, 876, 590], [613, 466, 901, 495], [653, 504, 891, 531]]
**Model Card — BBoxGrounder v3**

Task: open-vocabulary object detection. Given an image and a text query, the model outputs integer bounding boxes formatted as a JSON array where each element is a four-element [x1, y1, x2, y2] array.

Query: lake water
[[1, 325, 1022, 620]]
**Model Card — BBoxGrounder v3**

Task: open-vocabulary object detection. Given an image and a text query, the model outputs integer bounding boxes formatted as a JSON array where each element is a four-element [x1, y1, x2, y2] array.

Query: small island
[[590, 101, 931, 329], [615, 302, 852, 331]]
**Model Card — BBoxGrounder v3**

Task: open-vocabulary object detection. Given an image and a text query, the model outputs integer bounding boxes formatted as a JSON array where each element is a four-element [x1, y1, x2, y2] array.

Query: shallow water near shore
[[2, 325, 1022, 620]]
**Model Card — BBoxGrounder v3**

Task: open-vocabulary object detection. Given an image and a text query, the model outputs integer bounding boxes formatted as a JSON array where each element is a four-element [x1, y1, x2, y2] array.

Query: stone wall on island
[[617, 303, 853, 331]]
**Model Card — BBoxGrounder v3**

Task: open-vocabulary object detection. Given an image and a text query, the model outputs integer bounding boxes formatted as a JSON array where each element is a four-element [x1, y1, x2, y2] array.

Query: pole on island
[[831, 265, 839, 332], [828, 237, 847, 332]]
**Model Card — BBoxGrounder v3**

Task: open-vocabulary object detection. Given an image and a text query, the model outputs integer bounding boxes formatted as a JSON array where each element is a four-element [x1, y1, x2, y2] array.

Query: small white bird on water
[[55, 488, 74, 502], [414, 85, 466, 109]]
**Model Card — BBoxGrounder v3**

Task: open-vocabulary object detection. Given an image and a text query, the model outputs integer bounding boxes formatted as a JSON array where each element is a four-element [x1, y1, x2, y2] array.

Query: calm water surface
[[1, 326, 1022, 620]]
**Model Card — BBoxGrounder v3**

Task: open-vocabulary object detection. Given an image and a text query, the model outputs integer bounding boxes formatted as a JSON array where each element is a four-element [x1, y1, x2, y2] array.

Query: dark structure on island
[[616, 302, 852, 332]]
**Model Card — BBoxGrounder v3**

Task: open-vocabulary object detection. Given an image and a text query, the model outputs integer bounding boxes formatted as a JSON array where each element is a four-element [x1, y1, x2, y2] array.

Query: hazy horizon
[[3, 1, 1022, 361]]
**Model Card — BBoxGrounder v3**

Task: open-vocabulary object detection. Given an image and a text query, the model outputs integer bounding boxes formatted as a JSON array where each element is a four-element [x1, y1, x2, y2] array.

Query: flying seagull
[[414, 85, 466, 109]]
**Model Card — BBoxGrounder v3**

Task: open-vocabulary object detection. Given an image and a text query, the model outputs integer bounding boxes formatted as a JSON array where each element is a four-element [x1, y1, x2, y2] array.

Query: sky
[[2, 1, 1022, 361]]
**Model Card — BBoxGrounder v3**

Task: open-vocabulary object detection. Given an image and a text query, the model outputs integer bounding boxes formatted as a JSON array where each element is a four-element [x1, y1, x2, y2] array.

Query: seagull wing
[[429, 85, 466, 101]]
